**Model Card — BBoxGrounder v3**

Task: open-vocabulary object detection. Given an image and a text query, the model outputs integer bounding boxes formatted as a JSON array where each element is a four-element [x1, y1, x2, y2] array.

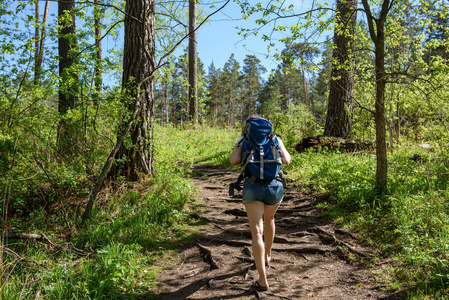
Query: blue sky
[[195, 0, 328, 78], [196, 1, 294, 75]]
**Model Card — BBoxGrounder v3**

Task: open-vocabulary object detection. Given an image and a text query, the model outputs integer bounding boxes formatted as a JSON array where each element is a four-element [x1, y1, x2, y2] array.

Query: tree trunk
[[362, 0, 391, 193], [82, 94, 144, 225], [172, 94, 177, 127], [94, 0, 102, 105], [112, 0, 156, 181], [57, 0, 79, 156], [374, 29, 388, 192], [163, 73, 169, 125], [323, 0, 357, 138], [188, 0, 198, 126], [35, 0, 49, 85], [227, 85, 232, 127], [301, 66, 308, 106], [283, 81, 288, 110], [34, 1, 39, 85]]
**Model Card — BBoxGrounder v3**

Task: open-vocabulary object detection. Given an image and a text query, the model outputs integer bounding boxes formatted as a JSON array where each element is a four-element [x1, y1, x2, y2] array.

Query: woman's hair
[[241, 114, 261, 136], [248, 114, 260, 120]]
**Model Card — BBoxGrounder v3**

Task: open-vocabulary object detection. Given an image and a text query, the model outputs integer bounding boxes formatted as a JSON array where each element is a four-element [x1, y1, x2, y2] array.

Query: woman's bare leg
[[244, 201, 268, 288], [263, 204, 280, 263]]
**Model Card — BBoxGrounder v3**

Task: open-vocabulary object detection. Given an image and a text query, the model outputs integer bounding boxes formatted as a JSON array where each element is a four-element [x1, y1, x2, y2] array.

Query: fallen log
[[2, 232, 43, 240], [295, 136, 374, 153]]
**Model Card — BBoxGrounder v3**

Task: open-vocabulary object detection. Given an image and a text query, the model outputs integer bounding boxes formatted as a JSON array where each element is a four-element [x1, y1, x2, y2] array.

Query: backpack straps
[[229, 172, 244, 196], [259, 145, 264, 179]]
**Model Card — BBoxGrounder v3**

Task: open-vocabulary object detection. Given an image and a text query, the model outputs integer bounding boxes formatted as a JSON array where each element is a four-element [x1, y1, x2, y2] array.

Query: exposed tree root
[[189, 213, 224, 230], [312, 226, 370, 258], [223, 208, 247, 217], [197, 243, 220, 269]]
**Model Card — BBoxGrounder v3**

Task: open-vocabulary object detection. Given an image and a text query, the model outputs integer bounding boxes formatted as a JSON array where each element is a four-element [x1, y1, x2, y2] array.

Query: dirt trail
[[155, 165, 397, 300]]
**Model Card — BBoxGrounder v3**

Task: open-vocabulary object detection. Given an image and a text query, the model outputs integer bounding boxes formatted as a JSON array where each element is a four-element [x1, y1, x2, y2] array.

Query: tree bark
[[227, 85, 232, 127], [323, 0, 357, 138], [301, 67, 308, 106], [373, 24, 388, 192], [57, 0, 79, 156], [111, 0, 156, 181], [34, 1, 39, 84], [34, 0, 49, 85], [188, 0, 198, 125], [94, 0, 103, 104], [163, 72, 169, 125], [362, 0, 391, 192]]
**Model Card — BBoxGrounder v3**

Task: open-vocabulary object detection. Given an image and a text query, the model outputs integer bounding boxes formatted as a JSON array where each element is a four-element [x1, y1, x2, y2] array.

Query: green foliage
[[293, 144, 449, 295], [0, 134, 15, 176], [0, 84, 123, 220], [270, 103, 323, 147], [37, 243, 150, 299], [78, 176, 193, 249], [0, 126, 246, 299]]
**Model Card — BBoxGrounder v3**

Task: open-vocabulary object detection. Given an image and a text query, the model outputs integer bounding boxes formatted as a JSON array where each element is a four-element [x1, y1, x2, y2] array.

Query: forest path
[[155, 165, 396, 300]]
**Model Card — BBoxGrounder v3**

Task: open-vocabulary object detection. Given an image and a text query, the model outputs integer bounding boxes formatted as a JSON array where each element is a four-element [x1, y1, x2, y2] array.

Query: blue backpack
[[229, 118, 284, 196]]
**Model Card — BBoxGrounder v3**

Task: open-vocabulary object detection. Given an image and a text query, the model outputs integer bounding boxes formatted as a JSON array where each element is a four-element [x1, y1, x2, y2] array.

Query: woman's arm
[[278, 138, 291, 166], [229, 141, 242, 166]]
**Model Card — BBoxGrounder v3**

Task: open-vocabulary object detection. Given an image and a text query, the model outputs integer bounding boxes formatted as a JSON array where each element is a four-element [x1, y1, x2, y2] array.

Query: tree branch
[[53, 0, 141, 22], [80, 92, 142, 226], [361, 0, 378, 43], [155, 0, 232, 70]]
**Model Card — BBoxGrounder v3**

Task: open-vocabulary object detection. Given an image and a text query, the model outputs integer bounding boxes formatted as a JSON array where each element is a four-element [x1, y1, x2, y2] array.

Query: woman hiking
[[229, 116, 291, 291]]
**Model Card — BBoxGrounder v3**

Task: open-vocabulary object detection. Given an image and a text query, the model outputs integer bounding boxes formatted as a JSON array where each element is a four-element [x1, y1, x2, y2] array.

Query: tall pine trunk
[[35, 0, 49, 85], [34, 1, 39, 84], [323, 0, 357, 138], [57, 0, 79, 156], [188, 0, 198, 126], [112, 0, 156, 181], [34, 1, 50, 84], [94, 0, 102, 105]]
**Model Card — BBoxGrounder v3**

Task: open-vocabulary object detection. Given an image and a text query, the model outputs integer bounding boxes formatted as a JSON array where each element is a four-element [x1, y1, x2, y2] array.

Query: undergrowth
[[0, 125, 238, 299], [289, 145, 449, 298]]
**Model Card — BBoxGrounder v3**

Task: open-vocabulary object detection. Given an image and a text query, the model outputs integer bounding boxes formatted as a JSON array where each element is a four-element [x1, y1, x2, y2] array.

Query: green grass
[[153, 124, 240, 167], [288, 145, 449, 298]]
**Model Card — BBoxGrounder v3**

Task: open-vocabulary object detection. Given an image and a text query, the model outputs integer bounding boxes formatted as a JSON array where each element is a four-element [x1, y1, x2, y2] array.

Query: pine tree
[[112, 0, 156, 180], [205, 62, 223, 126], [222, 54, 241, 127], [57, 0, 79, 156], [323, 0, 357, 138], [241, 55, 266, 119]]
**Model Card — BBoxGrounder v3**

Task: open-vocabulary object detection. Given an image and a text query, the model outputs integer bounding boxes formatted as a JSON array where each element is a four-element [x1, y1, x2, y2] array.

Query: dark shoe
[[254, 280, 268, 291]]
